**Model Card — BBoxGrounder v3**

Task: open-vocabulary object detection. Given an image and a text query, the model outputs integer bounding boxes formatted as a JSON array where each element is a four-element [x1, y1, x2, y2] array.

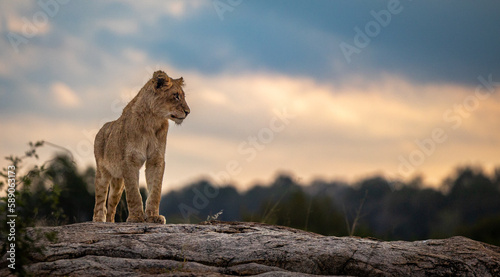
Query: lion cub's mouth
[[170, 115, 186, 125], [170, 115, 186, 120]]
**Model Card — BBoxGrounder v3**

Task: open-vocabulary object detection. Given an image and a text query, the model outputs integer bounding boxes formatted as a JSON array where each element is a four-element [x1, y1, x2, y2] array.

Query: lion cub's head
[[150, 70, 190, 125]]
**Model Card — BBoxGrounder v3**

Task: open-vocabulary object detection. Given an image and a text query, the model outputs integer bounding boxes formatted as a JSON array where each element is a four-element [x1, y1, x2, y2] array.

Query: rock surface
[[2, 221, 500, 276]]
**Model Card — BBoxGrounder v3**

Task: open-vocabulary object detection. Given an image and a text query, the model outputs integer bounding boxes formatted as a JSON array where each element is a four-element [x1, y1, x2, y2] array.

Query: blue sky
[[1, 0, 499, 191]]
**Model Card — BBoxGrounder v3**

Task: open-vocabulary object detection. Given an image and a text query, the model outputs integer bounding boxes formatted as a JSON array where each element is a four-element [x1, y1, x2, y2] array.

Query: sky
[[0, 0, 499, 192]]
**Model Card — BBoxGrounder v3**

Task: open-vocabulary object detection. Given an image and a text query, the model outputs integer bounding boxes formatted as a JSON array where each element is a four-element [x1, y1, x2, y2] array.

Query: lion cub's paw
[[146, 215, 166, 224], [93, 211, 106, 222], [126, 214, 146, 223]]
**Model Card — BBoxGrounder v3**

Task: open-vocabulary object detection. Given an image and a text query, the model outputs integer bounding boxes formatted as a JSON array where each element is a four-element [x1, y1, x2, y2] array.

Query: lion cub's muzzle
[[171, 107, 190, 124]]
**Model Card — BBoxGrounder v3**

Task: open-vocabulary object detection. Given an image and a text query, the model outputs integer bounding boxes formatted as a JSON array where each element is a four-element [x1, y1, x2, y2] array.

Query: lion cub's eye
[[173, 92, 180, 101]]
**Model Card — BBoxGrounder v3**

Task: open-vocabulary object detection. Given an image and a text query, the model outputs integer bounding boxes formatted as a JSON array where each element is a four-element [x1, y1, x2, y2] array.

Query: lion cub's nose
[[184, 109, 190, 116]]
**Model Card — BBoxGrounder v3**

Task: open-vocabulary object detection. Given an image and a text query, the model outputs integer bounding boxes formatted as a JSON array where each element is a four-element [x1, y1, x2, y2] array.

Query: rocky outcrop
[[2, 221, 500, 276]]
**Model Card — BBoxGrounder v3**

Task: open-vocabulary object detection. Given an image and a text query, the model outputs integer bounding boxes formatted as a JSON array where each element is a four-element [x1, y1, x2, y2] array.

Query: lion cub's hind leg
[[106, 178, 125, 222], [93, 168, 111, 222]]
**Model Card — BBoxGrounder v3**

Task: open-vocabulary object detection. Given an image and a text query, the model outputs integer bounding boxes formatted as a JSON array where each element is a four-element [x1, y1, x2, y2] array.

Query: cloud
[[107, 0, 208, 22], [1, 1, 52, 37], [121, 48, 148, 64], [170, 71, 500, 188], [2, 61, 500, 191], [95, 19, 139, 36], [51, 82, 81, 108]]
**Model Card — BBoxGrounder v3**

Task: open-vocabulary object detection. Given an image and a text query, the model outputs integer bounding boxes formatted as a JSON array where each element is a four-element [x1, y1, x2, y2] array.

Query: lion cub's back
[[94, 120, 117, 162]]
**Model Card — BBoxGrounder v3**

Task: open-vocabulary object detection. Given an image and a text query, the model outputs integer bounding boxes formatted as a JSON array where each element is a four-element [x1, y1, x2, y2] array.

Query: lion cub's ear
[[174, 77, 185, 87], [153, 71, 173, 90]]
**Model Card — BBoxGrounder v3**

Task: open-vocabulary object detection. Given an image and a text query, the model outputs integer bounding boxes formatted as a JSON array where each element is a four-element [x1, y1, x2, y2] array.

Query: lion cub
[[92, 70, 190, 223]]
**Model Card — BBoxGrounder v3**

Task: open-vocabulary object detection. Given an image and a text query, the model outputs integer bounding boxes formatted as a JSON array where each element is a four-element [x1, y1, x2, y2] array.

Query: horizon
[[1, 1, 499, 193], [7, 144, 499, 195]]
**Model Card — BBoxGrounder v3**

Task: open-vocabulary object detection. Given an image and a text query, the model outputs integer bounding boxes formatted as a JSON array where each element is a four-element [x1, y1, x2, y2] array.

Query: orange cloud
[[2, 65, 499, 191], [51, 82, 81, 108]]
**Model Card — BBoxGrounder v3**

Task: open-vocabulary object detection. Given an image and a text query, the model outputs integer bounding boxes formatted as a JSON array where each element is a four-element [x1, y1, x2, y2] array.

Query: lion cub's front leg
[[144, 156, 166, 224]]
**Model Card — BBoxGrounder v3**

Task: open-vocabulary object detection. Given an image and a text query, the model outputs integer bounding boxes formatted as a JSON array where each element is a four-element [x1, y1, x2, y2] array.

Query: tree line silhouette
[[1, 147, 499, 248]]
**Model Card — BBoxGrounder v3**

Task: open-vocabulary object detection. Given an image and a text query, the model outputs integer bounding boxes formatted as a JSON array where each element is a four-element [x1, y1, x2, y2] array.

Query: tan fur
[[92, 70, 190, 223]]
